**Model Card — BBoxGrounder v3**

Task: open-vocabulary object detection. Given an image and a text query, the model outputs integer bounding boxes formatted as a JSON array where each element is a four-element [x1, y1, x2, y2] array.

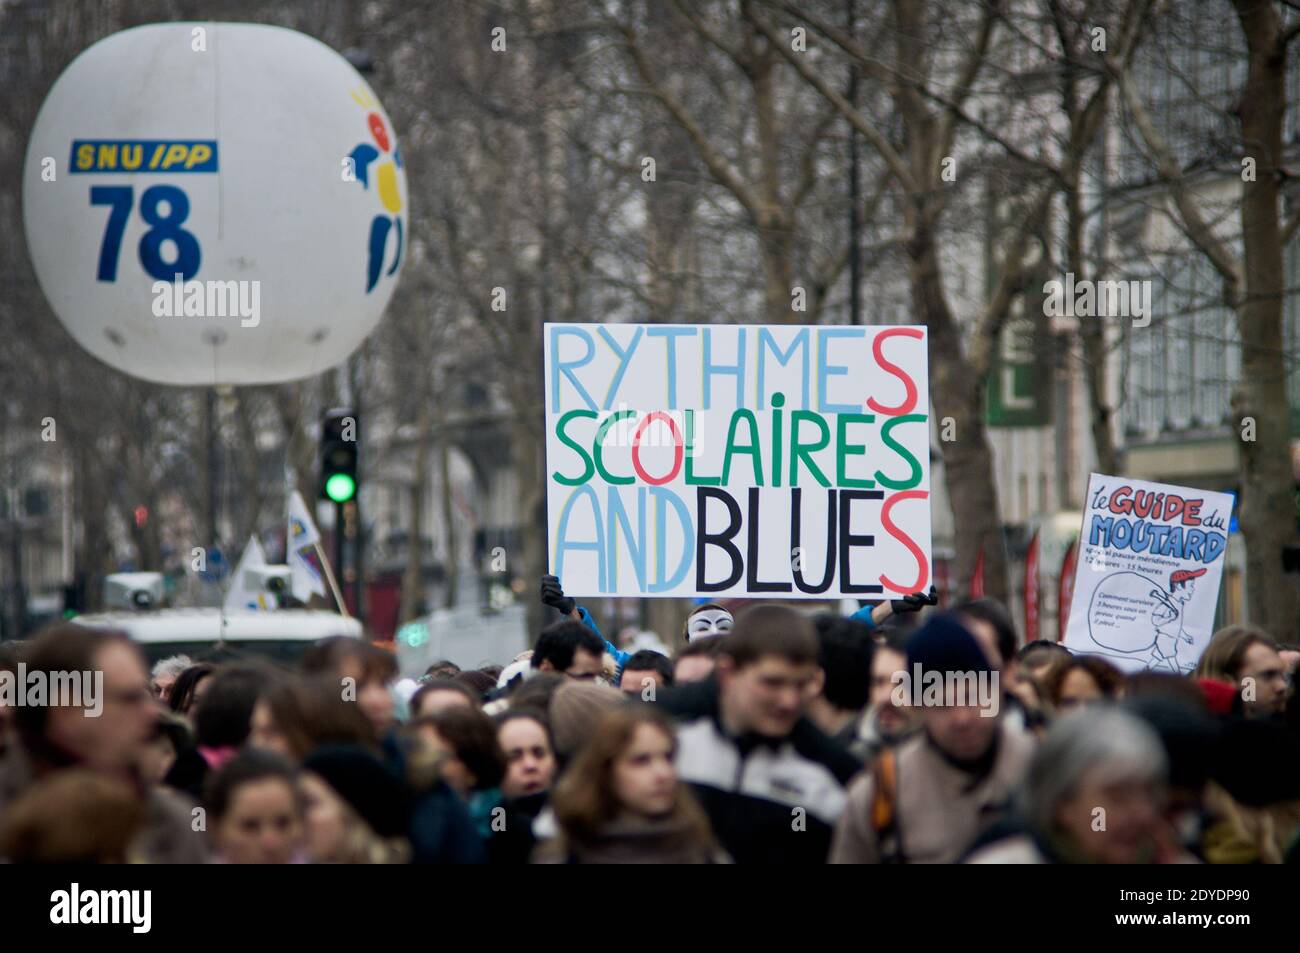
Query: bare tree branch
[[742, 6, 918, 191], [613, 19, 769, 225], [934, 1, 1001, 164], [1109, 56, 1244, 296]]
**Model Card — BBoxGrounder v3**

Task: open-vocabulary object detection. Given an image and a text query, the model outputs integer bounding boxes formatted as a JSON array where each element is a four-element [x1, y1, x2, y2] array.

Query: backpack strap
[[870, 746, 904, 864]]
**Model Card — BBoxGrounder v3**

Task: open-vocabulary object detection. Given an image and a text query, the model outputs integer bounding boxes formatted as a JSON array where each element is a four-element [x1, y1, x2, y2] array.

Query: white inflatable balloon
[[23, 23, 408, 385]]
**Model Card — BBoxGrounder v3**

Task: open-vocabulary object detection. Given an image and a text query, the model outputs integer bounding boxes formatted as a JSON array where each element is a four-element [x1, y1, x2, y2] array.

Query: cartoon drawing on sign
[[1086, 567, 1206, 673]]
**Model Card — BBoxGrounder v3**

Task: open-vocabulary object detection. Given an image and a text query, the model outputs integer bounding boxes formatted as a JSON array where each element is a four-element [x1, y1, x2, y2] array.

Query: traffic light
[[320, 409, 359, 503]]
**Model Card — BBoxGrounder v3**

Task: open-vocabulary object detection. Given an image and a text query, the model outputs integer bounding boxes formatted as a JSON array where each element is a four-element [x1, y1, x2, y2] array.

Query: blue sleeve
[[848, 604, 878, 630], [578, 605, 629, 666]]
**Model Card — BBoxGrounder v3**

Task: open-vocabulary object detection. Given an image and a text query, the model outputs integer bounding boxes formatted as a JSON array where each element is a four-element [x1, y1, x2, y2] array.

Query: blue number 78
[[90, 185, 201, 282]]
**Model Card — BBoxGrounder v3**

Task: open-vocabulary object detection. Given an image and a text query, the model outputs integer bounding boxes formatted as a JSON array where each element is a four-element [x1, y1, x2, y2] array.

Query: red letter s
[[865, 327, 923, 416], [879, 490, 929, 593]]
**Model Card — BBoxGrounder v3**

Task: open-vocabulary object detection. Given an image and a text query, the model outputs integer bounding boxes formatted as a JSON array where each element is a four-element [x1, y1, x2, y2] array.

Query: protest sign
[[543, 323, 932, 599], [1062, 473, 1233, 673]]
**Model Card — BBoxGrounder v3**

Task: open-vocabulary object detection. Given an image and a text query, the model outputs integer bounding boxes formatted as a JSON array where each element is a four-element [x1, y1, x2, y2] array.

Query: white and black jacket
[[655, 678, 863, 865]]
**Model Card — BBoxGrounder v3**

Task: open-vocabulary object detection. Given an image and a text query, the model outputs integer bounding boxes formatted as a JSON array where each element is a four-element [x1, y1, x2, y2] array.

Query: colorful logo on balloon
[[347, 89, 404, 293]]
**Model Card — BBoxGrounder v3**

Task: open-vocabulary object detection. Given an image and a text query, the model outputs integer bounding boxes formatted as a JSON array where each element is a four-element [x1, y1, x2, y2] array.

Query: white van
[[395, 603, 528, 678], [72, 608, 363, 667]]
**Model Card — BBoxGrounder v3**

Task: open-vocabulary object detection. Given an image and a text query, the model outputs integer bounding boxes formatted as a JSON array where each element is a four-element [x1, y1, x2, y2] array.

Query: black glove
[[540, 574, 575, 616], [890, 585, 938, 615]]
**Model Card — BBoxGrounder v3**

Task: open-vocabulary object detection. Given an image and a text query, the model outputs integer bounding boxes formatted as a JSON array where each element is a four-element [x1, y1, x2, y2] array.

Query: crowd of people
[[0, 574, 1298, 864]]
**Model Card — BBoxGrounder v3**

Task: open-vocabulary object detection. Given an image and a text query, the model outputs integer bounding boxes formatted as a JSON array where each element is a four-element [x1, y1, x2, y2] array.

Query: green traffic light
[[324, 472, 357, 503]]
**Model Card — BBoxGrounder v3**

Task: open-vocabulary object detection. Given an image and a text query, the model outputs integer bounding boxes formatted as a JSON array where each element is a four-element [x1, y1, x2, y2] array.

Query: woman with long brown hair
[[535, 707, 728, 863], [249, 675, 378, 761]]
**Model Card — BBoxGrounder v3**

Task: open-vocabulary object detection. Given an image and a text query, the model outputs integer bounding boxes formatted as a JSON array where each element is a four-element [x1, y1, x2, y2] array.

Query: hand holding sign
[[869, 584, 938, 625], [891, 585, 939, 616], [540, 574, 577, 617]]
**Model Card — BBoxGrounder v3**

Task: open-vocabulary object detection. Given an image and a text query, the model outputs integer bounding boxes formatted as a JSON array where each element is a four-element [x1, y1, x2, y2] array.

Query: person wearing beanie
[[549, 681, 625, 764], [906, 612, 995, 679], [832, 613, 1034, 863], [300, 745, 413, 863]]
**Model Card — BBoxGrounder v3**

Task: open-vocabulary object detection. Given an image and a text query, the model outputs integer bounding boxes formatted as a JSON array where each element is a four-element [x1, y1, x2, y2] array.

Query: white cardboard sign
[[1063, 473, 1233, 673], [543, 323, 932, 599]]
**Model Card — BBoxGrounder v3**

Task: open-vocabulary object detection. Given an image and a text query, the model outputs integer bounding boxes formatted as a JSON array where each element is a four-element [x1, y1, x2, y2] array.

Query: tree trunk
[[513, 421, 549, 645], [231, 391, 269, 548], [1079, 322, 1119, 476], [277, 383, 320, 511], [909, 223, 1011, 604], [749, 27, 797, 326], [399, 400, 433, 624], [201, 387, 218, 547], [759, 224, 797, 324], [1232, 0, 1299, 638], [438, 426, 459, 609], [1066, 173, 1120, 474], [889, 0, 1009, 605], [74, 442, 111, 609]]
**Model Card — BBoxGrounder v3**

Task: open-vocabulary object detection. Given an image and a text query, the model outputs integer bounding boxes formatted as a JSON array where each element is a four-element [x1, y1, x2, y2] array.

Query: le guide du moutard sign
[[1063, 473, 1233, 673]]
